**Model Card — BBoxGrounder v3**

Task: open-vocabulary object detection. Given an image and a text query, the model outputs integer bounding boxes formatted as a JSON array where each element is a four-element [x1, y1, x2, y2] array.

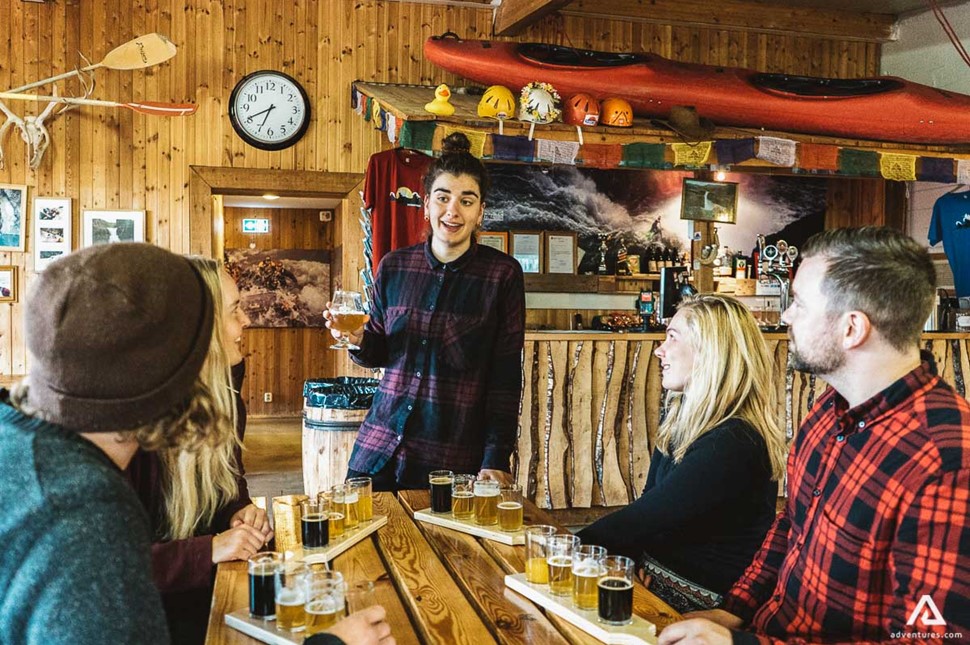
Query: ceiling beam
[[564, 0, 898, 42], [494, 0, 574, 36]]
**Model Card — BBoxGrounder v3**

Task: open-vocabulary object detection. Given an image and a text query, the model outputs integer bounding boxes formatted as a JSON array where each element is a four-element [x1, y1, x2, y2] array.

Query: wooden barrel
[[302, 404, 369, 497]]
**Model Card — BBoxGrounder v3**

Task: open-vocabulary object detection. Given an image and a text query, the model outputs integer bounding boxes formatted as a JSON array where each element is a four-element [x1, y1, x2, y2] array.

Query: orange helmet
[[564, 93, 600, 127], [601, 97, 634, 127]]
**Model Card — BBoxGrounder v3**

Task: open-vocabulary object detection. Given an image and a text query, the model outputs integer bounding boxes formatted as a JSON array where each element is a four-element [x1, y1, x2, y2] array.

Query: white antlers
[[0, 80, 86, 170]]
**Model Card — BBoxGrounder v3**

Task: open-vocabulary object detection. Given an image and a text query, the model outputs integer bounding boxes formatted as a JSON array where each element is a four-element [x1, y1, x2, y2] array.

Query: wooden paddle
[[0, 91, 196, 116], [7, 33, 177, 93]]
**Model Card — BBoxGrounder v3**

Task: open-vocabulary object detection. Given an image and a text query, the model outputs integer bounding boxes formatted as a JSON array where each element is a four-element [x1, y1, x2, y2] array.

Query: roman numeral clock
[[228, 70, 311, 150]]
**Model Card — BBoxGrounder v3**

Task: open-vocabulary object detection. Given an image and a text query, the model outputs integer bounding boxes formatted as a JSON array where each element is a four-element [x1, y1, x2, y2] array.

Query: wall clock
[[228, 70, 311, 150]]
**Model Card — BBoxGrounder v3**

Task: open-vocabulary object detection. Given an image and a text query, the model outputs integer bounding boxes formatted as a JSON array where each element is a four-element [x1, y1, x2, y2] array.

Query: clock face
[[228, 70, 311, 150]]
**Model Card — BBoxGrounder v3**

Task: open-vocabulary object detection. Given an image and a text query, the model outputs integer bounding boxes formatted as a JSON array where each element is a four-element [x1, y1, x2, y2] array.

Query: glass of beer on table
[[275, 560, 309, 632], [473, 479, 500, 526], [546, 534, 581, 596], [524, 525, 557, 584], [319, 490, 346, 539], [301, 498, 330, 549], [304, 570, 346, 637], [328, 290, 367, 350], [248, 552, 283, 619], [572, 544, 607, 610], [429, 470, 454, 513], [498, 484, 523, 532], [452, 474, 476, 520], [347, 476, 373, 522], [332, 483, 360, 530], [598, 555, 635, 626]]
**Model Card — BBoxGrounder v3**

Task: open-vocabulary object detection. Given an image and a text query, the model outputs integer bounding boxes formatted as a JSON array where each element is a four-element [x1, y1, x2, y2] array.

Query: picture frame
[[510, 230, 544, 274], [680, 178, 739, 223], [0, 266, 17, 303], [81, 210, 146, 247], [33, 196, 73, 271], [544, 231, 578, 274], [0, 184, 28, 252], [478, 231, 509, 254]]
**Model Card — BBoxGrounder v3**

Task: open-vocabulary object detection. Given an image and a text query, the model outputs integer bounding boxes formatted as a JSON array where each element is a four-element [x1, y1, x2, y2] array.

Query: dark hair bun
[[441, 132, 472, 154]]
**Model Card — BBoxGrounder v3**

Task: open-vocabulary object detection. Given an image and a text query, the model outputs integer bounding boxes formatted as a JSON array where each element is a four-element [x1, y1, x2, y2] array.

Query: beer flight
[[429, 470, 524, 531]]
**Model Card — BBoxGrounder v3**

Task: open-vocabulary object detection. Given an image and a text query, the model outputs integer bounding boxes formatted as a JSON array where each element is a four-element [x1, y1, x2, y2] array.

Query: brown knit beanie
[[25, 243, 214, 432]]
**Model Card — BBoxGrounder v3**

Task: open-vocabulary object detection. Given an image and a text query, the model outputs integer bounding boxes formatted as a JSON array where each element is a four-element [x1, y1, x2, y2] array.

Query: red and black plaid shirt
[[724, 352, 970, 644], [348, 239, 524, 486]]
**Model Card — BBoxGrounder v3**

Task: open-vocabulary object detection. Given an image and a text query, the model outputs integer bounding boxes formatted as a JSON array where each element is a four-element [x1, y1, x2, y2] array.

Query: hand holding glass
[[327, 290, 367, 350]]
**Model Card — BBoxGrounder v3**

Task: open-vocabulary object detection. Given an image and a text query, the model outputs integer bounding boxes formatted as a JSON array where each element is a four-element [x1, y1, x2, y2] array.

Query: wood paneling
[[1, 0, 897, 389]]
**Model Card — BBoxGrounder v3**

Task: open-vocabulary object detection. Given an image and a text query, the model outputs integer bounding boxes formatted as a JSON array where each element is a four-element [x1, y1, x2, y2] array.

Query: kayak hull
[[423, 38, 970, 145]]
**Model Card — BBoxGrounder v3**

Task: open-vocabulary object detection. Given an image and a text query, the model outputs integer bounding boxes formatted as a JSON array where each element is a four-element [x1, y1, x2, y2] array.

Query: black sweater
[[577, 418, 778, 594]]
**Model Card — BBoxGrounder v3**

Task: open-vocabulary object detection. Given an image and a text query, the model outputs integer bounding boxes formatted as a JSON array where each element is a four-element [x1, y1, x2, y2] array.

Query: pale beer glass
[[524, 525, 557, 584], [329, 290, 366, 350], [305, 570, 345, 637], [347, 477, 373, 522], [473, 479, 500, 526], [572, 545, 606, 610], [546, 534, 580, 596], [498, 484, 523, 532], [452, 474, 476, 520], [275, 561, 308, 632], [332, 483, 359, 530], [319, 490, 346, 539]]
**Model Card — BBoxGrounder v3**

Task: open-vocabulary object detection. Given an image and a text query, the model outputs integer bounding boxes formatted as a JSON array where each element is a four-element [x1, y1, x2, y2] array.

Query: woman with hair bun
[[326, 133, 525, 490], [578, 294, 787, 613]]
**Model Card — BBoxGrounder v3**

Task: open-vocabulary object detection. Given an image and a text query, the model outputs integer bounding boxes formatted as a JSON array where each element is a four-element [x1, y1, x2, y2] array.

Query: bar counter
[[515, 330, 970, 510]]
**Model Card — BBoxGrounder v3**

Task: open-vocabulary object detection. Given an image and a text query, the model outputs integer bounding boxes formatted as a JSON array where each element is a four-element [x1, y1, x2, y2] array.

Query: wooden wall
[[1, 0, 886, 409], [223, 206, 334, 415]]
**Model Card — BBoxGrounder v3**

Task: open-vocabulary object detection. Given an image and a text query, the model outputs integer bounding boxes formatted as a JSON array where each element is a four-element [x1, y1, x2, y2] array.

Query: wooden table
[[206, 491, 680, 644]]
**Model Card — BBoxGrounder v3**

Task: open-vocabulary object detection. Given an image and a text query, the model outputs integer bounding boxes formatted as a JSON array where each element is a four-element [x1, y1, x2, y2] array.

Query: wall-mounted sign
[[242, 218, 270, 234]]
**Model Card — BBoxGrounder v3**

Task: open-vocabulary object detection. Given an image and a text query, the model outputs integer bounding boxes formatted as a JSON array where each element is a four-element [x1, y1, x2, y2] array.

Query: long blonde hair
[[160, 257, 241, 539], [657, 294, 787, 480]]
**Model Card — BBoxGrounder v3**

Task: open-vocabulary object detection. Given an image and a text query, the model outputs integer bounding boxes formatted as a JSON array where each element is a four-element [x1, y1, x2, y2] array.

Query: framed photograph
[[0, 266, 17, 303], [680, 178, 739, 223], [33, 197, 73, 271], [0, 184, 28, 252], [510, 230, 543, 274], [478, 231, 509, 254], [545, 231, 578, 274], [82, 210, 145, 247]]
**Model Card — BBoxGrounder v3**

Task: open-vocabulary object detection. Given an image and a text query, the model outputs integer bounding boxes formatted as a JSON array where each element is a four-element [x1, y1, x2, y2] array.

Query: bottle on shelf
[[647, 248, 659, 274]]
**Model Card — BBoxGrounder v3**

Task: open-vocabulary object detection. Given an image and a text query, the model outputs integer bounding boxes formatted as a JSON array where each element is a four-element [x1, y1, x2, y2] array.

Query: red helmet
[[601, 97, 634, 127], [564, 93, 600, 127]]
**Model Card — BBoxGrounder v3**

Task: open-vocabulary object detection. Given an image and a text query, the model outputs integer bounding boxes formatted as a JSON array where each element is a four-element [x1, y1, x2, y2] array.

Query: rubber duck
[[424, 84, 455, 117]]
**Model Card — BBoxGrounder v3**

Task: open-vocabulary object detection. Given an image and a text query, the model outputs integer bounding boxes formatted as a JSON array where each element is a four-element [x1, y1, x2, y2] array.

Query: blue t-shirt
[[929, 191, 970, 297]]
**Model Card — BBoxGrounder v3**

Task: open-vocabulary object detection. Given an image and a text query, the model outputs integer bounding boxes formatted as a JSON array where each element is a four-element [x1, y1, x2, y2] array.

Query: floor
[[242, 416, 304, 500]]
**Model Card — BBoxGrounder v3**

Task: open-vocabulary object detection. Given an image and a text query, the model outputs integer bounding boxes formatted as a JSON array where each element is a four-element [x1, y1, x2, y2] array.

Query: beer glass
[[452, 474, 476, 520], [345, 580, 377, 613], [328, 290, 367, 350], [572, 545, 606, 610], [429, 470, 454, 513], [524, 525, 557, 584], [347, 477, 373, 522], [546, 534, 580, 597], [598, 555, 635, 626], [274, 561, 308, 632], [301, 498, 330, 549], [332, 483, 360, 530], [248, 552, 283, 619], [473, 479, 500, 526], [320, 490, 346, 539], [497, 484, 523, 532], [304, 572, 346, 637]]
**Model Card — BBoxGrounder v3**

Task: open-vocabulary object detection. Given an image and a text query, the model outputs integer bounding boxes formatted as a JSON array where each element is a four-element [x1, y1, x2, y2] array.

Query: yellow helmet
[[478, 85, 516, 120]]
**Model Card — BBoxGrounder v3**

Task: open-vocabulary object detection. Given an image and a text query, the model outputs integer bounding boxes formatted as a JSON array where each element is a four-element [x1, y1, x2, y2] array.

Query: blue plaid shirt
[[348, 239, 525, 486]]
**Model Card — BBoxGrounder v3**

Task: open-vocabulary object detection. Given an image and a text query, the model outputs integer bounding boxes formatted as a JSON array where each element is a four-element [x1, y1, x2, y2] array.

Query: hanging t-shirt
[[929, 190, 970, 297], [363, 148, 433, 273]]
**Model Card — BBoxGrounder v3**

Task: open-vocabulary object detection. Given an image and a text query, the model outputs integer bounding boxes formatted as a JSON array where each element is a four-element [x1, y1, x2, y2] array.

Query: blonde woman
[[125, 257, 271, 645], [578, 294, 787, 613]]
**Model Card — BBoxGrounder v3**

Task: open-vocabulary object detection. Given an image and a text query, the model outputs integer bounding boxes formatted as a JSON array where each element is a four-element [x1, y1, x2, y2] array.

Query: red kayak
[[424, 36, 970, 144]]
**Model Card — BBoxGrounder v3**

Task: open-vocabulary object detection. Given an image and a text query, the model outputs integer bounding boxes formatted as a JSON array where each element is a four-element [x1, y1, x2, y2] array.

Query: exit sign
[[242, 218, 270, 234]]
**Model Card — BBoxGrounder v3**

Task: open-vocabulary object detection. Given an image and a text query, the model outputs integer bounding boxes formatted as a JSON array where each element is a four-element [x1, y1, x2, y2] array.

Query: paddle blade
[[100, 33, 177, 70], [127, 101, 197, 116]]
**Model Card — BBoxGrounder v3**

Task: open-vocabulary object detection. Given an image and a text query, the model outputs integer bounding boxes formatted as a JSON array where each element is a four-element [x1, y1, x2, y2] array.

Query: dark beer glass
[[301, 499, 330, 549], [429, 470, 454, 513], [248, 552, 283, 619], [597, 555, 635, 625]]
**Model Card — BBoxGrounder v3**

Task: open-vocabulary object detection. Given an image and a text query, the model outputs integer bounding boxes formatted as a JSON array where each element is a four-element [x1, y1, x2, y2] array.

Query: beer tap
[[758, 237, 798, 324]]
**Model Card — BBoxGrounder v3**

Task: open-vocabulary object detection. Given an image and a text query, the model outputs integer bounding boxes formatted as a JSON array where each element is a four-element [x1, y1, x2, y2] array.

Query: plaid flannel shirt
[[724, 352, 970, 644], [348, 239, 525, 485]]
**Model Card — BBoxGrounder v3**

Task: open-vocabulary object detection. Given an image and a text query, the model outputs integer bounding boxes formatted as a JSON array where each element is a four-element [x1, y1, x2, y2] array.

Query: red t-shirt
[[363, 148, 433, 273]]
